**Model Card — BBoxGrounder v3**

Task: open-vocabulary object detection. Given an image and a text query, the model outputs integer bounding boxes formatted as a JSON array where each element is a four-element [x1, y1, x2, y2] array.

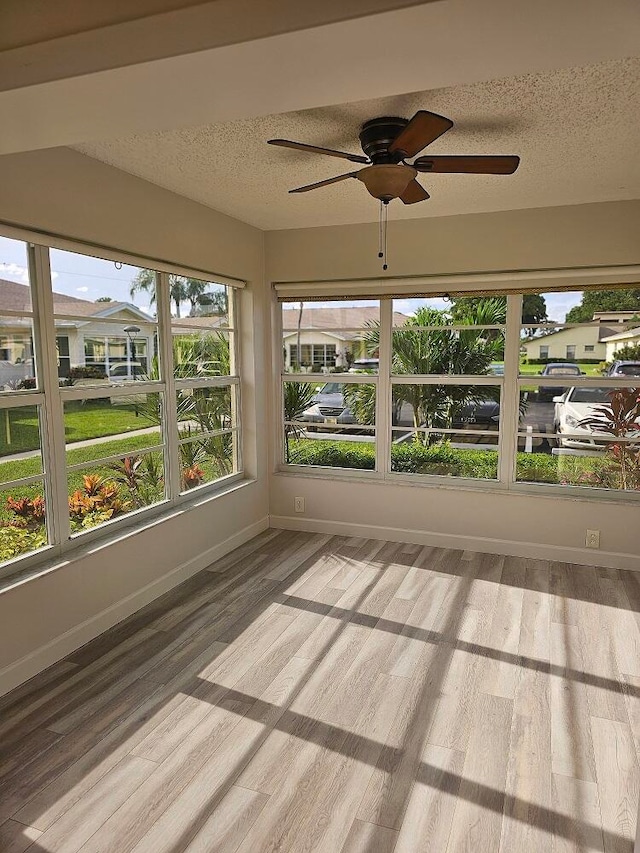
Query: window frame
[[275, 289, 640, 504], [0, 236, 245, 580]]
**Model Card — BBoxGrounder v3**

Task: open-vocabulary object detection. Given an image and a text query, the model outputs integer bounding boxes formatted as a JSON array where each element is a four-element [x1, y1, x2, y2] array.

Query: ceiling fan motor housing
[[359, 116, 408, 163]]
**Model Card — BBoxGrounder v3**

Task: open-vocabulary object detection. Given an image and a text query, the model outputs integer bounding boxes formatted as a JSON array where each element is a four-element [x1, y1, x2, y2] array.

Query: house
[[281, 306, 408, 368], [521, 321, 615, 361], [0, 278, 156, 384], [601, 325, 640, 360], [0, 4, 639, 851]]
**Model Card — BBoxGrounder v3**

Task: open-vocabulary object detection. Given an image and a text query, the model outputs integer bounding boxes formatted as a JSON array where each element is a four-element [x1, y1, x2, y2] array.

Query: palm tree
[[283, 381, 316, 462], [130, 270, 206, 318], [361, 300, 505, 443]]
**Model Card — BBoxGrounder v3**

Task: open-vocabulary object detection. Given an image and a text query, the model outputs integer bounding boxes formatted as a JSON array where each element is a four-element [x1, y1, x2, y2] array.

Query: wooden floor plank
[[550, 621, 597, 783], [481, 556, 526, 700], [590, 716, 639, 853], [500, 667, 552, 852], [340, 819, 398, 853], [445, 692, 514, 853], [551, 773, 604, 853], [0, 819, 43, 853], [0, 531, 634, 853], [394, 744, 465, 853], [31, 755, 157, 853], [182, 786, 269, 853]]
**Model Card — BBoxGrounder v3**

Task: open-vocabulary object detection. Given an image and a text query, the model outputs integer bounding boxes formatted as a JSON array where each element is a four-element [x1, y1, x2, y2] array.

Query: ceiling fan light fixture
[[356, 164, 416, 202]]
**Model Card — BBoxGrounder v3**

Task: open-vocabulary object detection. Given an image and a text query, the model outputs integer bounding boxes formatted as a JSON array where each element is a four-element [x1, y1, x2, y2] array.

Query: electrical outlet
[[294, 496, 305, 514], [585, 529, 600, 549]]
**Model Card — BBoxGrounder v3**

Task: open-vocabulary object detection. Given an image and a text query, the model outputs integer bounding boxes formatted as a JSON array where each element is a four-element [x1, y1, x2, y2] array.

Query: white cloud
[[76, 286, 89, 293], [0, 262, 58, 282], [0, 262, 29, 282]]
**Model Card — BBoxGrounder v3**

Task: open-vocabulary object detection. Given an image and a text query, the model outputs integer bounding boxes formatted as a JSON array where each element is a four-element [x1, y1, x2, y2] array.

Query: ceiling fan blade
[[289, 172, 359, 193], [414, 155, 520, 174], [268, 139, 369, 164], [400, 179, 430, 205], [389, 110, 453, 158]]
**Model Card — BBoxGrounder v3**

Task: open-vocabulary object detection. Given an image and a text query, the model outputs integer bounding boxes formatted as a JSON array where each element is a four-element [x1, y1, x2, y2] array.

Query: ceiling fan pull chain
[[382, 200, 389, 271], [378, 200, 384, 260]]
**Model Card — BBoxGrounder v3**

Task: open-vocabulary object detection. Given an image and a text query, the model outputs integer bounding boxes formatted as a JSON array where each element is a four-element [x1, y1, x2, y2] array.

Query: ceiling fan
[[268, 110, 520, 205]]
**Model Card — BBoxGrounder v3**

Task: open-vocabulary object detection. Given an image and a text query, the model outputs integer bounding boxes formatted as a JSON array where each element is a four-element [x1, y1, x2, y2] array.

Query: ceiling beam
[[0, 0, 638, 156]]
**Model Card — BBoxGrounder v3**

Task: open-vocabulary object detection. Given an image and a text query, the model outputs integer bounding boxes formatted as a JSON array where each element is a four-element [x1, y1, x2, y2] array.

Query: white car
[[108, 361, 146, 381], [553, 386, 639, 450]]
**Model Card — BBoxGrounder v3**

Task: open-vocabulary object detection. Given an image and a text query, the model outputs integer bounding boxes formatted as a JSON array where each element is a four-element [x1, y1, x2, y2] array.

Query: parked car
[[108, 361, 146, 381], [487, 362, 505, 376], [301, 382, 356, 428], [349, 358, 379, 373], [537, 362, 583, 401], [451, 396, 501, 429], [553, 385, 640, 449], [603, 360, 640, 377]]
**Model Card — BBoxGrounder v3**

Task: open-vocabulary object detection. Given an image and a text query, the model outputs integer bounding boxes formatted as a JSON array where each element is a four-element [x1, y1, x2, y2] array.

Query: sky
[[0, 235, 583, 322], [0, 236, 224, 318], [282, 292, 584, 323]]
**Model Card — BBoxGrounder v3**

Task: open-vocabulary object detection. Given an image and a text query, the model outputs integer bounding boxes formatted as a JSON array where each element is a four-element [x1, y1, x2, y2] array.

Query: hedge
[[286, 438, 629, 488], [288, 439, 499, 478], [525, 357, 603, 365]]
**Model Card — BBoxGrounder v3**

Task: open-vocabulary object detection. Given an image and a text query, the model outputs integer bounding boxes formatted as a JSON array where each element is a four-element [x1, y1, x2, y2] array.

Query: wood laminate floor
[[0, 530, 639, 852]]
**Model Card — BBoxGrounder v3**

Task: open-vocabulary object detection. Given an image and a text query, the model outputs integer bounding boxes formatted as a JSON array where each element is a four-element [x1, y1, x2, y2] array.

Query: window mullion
[[499, 294, 523, 486], [376, 299, 392, 475], [230, 288, 242, 475], [30, 243, 70, 545], [156, 271, 181, 500]]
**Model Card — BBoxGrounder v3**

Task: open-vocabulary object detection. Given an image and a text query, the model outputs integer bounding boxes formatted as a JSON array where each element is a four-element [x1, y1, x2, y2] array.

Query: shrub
[[6, 495, 46, 530], [109, 454, 164, 508], [392, 442, 498, 478], [287, 439, 500, 478], [525, 357, 602, 365], [289, 440, 375, 470], [68, 366, 108, 380], [68, 474, 131, 528], [0, 524, 46, 561]]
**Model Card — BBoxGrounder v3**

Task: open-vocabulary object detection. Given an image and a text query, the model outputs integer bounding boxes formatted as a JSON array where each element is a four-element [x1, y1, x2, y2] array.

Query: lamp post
[[123, 325, 141, 380]]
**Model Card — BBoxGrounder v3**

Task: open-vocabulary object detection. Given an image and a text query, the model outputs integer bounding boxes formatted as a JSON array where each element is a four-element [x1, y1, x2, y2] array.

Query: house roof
[[281, 307, 407, 330], [0, 278, 154, 323], [522, 324, 616, 347], [601, 326, 640, 343]]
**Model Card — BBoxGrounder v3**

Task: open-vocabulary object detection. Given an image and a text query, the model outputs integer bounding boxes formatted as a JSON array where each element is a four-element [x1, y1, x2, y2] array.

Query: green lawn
[[0, 401, 150, 458], [0, 432, 162, 489], [0, 428, 235, 525], [518, 361, 603, 377]]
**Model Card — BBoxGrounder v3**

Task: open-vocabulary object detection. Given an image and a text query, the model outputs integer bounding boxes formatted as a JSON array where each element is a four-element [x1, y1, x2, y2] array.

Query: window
[[280, 300, 379, 470], [0, 237, 48, 564], [0, 235, 244, 575], [277, 284, 640, 499], [389, 296, 503, 480], [518, 285, 639, 493], [170, 280, 240, 493]]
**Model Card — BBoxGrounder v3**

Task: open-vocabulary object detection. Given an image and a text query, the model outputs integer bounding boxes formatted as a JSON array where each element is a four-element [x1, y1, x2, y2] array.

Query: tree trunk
[[296, 301, 303, 370]]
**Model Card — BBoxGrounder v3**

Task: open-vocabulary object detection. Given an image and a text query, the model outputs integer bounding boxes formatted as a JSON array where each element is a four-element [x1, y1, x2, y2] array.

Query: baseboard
[[270, 514, 640, 572], [0, 515, 269, 698]]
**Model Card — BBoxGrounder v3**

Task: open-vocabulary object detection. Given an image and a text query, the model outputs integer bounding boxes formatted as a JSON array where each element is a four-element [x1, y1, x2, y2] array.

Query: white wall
[[522, 326, 606, 361], [0, 148, 269, 696], [266, 200, 640, 570]]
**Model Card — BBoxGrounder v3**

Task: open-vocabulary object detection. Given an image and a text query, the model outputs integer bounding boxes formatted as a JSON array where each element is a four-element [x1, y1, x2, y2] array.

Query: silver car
[[301, 382, 356, 427]]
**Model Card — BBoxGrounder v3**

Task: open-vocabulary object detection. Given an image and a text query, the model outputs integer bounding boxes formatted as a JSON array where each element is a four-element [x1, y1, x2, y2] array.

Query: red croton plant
[[579, 387, 640, 491]]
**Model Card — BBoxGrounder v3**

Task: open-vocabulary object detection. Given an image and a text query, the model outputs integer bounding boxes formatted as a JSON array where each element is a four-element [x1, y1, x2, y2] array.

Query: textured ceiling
[[75, 58, 640, 230]]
